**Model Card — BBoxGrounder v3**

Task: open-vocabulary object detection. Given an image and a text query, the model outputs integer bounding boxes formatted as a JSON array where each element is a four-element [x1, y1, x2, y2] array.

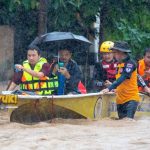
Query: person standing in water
[[102, 41, 140, 120]]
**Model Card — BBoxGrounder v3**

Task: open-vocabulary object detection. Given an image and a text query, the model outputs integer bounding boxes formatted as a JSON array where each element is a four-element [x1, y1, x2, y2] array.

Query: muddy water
[[0, 82, 150, 150], [0, 110, 150, 150]]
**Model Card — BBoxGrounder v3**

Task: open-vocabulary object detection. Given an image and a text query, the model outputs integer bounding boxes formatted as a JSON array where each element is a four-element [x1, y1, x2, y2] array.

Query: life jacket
[[20, 57, 58, 95], [102, 60, 117, 82], [115, 62, 140, 104], [138, 59, 150, 90]]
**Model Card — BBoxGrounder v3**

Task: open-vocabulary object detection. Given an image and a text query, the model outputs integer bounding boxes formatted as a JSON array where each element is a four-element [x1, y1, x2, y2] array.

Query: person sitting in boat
[[101, 41, 143, 119], [138, 47, 150, 91], [43, 47, 87, 95], [92, 41, 117, 92], [7, 45, 58, 95]]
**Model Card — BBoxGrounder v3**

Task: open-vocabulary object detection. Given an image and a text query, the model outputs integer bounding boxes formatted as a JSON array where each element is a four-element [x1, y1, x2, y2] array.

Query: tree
[[38, 0, 48, 35], [99, 0, 150, 59], [1, 0, 150, 61]]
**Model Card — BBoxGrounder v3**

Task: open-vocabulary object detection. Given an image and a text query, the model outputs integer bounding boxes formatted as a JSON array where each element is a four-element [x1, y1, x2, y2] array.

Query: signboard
[[0, 95, 18, 109]]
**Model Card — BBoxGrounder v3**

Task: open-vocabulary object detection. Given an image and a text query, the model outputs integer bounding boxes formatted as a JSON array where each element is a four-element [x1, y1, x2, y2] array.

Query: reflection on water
[[0, 111, 150, 150]]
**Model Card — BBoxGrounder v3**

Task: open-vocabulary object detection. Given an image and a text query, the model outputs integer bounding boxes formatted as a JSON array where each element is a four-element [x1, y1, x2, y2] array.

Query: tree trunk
[[99, 0, 109, 48], [38, 0, 48, 36]]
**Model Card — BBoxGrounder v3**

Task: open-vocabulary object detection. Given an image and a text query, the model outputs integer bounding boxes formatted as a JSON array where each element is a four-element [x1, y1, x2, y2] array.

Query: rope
[[33, 99, 41, 122], [50, 94, 55, 123], [139, 91, 150, 97], [6, 78, 13, 90]]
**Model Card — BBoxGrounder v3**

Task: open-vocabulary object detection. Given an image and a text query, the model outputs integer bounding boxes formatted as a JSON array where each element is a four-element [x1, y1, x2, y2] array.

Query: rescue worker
[[101, 41, 140, 119], [7, 45, 58, 95], [92, 41, 117, 91], [138, 48, 150, 91]]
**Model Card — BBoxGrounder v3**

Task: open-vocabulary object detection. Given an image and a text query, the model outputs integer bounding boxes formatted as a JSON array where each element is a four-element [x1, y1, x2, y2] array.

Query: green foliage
[[47, 0, 99, 35], [111, 19, 150, 59], [8, 0, 38, 11], [0, 0, 38, 63], [102, 0, 150, 60], [0, 0, 150, 62]]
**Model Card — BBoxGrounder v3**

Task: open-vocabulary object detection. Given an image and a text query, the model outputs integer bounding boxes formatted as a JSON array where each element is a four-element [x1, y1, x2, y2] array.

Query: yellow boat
[[0, 92, 150, 124]]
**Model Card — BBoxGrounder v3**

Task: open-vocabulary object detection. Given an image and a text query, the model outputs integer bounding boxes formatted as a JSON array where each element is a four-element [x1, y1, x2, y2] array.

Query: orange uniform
[[116, 62, 140, 104], [108, 41, 139, 119], [138, 59, 150, 90]]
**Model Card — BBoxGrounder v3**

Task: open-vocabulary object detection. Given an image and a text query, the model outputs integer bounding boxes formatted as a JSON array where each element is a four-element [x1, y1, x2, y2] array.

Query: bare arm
[[7, 82, 18, 91], [15, 64, 44, 78], [23, 67, 44, 78], [143, 86, 150, 93]]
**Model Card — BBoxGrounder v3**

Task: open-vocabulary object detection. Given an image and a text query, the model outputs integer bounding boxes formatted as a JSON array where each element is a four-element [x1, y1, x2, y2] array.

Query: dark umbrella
[[29, 32, 92, 87], [42, 32, 91, 44], [29, 31, 92, 52]]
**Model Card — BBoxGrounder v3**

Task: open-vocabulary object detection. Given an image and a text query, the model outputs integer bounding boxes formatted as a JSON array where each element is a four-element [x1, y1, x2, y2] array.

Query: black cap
[[110, 41, 131, 53]]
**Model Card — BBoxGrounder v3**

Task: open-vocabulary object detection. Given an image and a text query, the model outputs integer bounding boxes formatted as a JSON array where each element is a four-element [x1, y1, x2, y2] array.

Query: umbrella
[[29, 32, 92, 86], [29, 31, 92, 52], [42, 32, 91, 44]]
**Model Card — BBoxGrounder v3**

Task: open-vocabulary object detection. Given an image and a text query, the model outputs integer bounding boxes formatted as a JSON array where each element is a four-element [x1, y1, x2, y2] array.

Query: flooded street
[[0, 0, 150, 149], [0, 110, 150, 150], [0, 82, 150, 150]]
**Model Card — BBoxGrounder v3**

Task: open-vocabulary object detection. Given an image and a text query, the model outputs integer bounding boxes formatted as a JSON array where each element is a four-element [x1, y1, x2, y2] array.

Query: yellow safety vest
[[20, 57, 58, 95]]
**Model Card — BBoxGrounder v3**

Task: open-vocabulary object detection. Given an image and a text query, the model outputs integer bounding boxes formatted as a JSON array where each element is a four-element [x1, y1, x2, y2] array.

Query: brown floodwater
[[0, 110, 150, 150], [0, 82, 150, 150]]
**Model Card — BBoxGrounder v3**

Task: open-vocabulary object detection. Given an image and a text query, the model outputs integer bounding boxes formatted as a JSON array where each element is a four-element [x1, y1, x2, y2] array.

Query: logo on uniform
[[126, 67, 131, 73], [126, 63, 133, 73]]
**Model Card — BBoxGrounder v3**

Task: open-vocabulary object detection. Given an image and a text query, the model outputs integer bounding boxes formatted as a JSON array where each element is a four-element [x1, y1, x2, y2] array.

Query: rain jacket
[[64, 59, 85, 94]]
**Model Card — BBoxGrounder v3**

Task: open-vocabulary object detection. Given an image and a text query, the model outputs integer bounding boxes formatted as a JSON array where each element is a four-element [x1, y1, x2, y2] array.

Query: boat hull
[[10, 93, 105, 124], [0, 92, 150, 124]]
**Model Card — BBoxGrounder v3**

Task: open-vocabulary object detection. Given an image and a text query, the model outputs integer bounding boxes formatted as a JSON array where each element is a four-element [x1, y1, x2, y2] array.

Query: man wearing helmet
[[92, 41, 117, 91], [102, 41, 141, 120]]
